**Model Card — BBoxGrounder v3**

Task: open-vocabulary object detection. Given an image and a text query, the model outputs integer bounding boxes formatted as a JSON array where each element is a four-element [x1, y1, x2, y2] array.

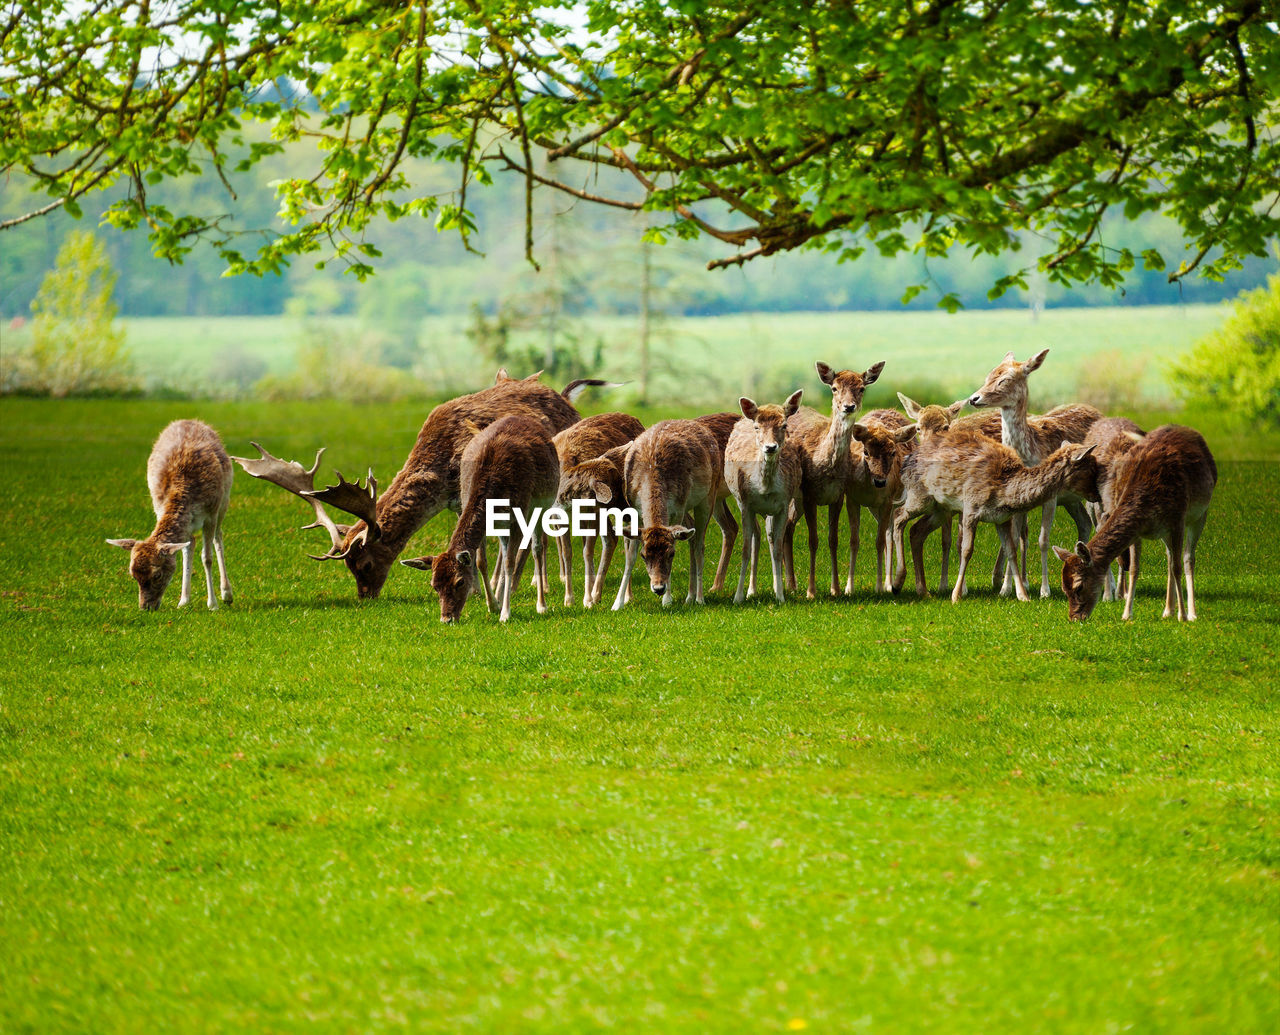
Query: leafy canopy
[[1, 1, 1276, 305]]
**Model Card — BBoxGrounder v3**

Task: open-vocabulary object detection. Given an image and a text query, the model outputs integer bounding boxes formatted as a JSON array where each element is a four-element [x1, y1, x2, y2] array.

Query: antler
[[302, 471, 381, 560], [230, 441, 351, 555]]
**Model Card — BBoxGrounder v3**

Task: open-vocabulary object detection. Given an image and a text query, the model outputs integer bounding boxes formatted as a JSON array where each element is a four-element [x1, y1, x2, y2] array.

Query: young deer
[[784, 359, 886, 598], [1054, 425, 1216, 622], [1081, 417, 1146, 601], [611, 419, 723, 610], [693, 411, 743, 592], [108, 419, 233, 611], [893, 395, 966, 594], [400, 415, 560, 623], [968, 349, 1102, 597], [724, 390, 804, 603], [845, 408, 916, 593], [235, 375, 611, 600], [892, 418, 1098, 603], [553, 412, 645, 607]]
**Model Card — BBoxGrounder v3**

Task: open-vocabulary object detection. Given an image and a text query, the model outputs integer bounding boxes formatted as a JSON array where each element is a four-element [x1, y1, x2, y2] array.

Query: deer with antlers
[[399, 415, 561, 623], [782, 359, 887, 598], [1055, 425, 1215, 622], [724, 390, 804, 603], [234, 375, 611, 599], [967, 350, 1102, 597], [107, 420, 233, 611]]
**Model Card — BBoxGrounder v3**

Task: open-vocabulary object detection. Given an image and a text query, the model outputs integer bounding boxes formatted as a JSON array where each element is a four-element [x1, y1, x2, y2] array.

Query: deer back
[[625, 419, 721, 523], [146, 419, 232, 532], [553, 412, 645, 468]]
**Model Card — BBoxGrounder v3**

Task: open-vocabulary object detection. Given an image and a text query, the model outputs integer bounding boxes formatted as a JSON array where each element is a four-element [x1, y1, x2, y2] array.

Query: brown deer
[[784, 359, 886, 598], [611, 419, 723, 610], [107, 419, 233, 611], [1054, 425, 1216, 622], [553, 412, 646, 607], [844, 407, 918, 593], [724, 390, 804, 603], [893, 394, 967, 593], [234, 375, 611, 600], [892, 416, 1098, 603], [555, 440, 636, 608], [399, 415, 561, 623], [693, 411, 743, 593], [1082, 417, 1147, 601], [968, 350, 1102, 597]]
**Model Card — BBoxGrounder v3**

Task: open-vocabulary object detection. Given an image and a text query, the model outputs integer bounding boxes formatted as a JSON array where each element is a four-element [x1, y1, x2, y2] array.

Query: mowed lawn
[[1, 397, 1277, 1032]]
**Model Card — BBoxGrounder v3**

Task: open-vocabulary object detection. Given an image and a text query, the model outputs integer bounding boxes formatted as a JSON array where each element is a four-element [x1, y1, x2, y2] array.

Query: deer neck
[[448, 497, 488, 555], [1087, 505, 1147, 571], [999, 455, 1068, 511], [816, 412, 856, 471], [999, 394, 1040, 465], [371, 465, 450, 552], [151, 507, 191, 544]]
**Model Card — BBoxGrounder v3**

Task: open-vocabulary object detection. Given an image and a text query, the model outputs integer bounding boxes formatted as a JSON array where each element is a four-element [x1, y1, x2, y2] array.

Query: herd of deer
[[107, 352, 1218, 624]]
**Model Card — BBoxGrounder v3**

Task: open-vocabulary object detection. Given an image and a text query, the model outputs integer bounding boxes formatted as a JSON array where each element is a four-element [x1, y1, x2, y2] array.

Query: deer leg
[[213, 526, 232, 604], [826, 502, 842, 597], [873, 505, 891, 594], [939, 512, 952, 596], [612, 538, 640, 611], [734, 505, 753, 604], [175, 541, 194, 607], [996, 521, 1030, 602], [710, 497, 737, 593], [475, 541, 498, 613], [745, 514, 760, 598], [845, 495, 860, 596], [499, 539, 515, 623], [891, 506, 911, 595], [766, 511, 787, 603], [909, 512, 940, 598], [783, 500, 798, 593], [689, 502, 711, 605], [1122, 541, 1140, 621], [581, 537, 595, 607], [1184, 512, 1207, 622], [534, 532, 549, 615], [592, 534, 617, 607], [200, 530, 218, 609], [804, 498, 819, 600], [557, 532, 573, 608], [1166, 520, 1187, 621], [951, 513, 979, 605]]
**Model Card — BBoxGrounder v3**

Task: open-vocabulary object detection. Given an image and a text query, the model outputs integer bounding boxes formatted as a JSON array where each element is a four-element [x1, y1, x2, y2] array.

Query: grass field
[[1, 396, 1277, 1032]]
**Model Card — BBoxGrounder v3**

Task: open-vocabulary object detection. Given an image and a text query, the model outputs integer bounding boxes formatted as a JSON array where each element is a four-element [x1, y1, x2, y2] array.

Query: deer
[[846, 408, 918, 593], [107, 419, 233, 611], [610, 419, 723, 610], [724, 390, 804, 603], [1081, 417, 1147, 601], [552, 412, 646, 607], [234, 375, 613, 600], [692, 411, 743, 593], [1055, 424, 1215, 622], [968, 349, 1103, 598], [399, 415, 561, 623], [783, 359, 887, 598], [891, 411, 1098, 603]]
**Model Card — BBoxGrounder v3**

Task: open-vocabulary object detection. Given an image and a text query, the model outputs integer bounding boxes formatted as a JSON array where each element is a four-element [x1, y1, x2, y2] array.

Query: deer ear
[[457, 550, 472, 568], [739, 397, 759, 420], [852, 422, 870, 442], [783, 389, 803, 416], [946, 400, 966, 419], [863, 361, 885, 386], [1024, 348, 1049, 372], [591, 479, 613, 504], [1072, 443, 1097, 462], [816, 361, 835, 385], [158, 541, 190, 555], [892, 423, 919, 443], [106, 538, 138, 550], [670, 525, 696, 541], [1052, 545, 1074, 564], [897, 392, 921, 418], [1003, 350, 1016, 363], [1124, 430, 1145, 444], [1075, 541, 1090, 561], [495, 367, 510, 383], [400, 555, 434, 571]]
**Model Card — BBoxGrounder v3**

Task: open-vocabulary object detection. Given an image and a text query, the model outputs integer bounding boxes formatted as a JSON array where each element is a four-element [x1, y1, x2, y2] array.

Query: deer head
[[739, 389, 803, 460], [401, 552, 475, 623], [106, 537, 189, 610], [897, 394, 964, 440], [852, 420, 916, 488], [628, 525, 696, 597], [969, 348, 1049, 409], [816, 360, 885, 420], [1053, 542, 1102, 621]]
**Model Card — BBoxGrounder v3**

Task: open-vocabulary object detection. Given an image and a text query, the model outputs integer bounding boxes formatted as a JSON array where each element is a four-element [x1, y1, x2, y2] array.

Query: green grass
[[2, 397, 1277, 1032]]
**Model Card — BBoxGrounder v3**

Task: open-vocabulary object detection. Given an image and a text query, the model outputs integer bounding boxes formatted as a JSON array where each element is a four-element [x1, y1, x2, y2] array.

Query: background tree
[[7, 231, 135, 397], [1, 1, 1275, 307]]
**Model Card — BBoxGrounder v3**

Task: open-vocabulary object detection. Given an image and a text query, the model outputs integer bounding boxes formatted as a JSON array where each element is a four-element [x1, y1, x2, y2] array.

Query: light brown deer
[[1081, 417, 1146, 601], [693, 410, 743, 593], [724, 390, 804, 603], [400, 415, 561, 623], [1055, 425, 1216, 622], [107, 419, 233, 611], [235, 375, 611, 599], [892, 419, 1098, 603], [784, 359, 886, 598], [611, 419, 723, 610], [555, 440, 636, 608], [845, 407, 917, 593], [553, 412, 646, 607], [968, 349, 1102, 597], [892, 394, 966, 594]]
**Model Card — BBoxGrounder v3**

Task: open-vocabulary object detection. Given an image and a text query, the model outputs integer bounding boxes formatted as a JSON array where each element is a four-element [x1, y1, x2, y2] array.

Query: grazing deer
[[968, 350, 1102, 597], [400, 415, 561, 623], [784, 359, 886, 598], [553, 412, 646, 607], [556, 440, 635, 607], [892, 415, 1098, 603], [1055, 425, 1215, 622], [107, 419, 233, 611], [724, 390, 804, 603], [611, 419, 723, 610], [1081, 417, 1147, 601], [234, 375, 612, 599]]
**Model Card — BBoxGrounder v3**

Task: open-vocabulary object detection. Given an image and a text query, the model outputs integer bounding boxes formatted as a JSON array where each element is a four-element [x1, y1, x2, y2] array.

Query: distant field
[[2, 304, 1228, 406]]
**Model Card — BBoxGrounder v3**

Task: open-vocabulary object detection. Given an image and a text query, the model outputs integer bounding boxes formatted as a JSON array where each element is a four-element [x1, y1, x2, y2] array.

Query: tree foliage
[[2, 1, 1276, 303]]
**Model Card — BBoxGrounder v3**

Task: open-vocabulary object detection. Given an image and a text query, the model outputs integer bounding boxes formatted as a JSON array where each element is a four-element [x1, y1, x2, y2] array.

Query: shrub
[[254, 325, 431, 404], [1170, 271, 1280, 426], [1075, 349, 1150, 413]]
